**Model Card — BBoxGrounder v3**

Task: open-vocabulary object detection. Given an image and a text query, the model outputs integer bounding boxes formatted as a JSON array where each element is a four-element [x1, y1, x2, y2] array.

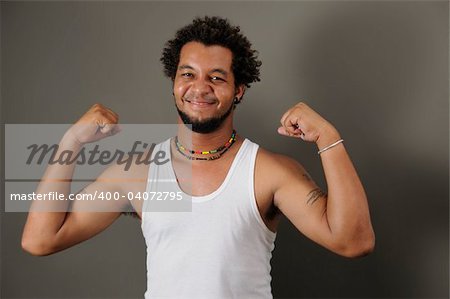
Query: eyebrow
[[210, 68, 228, 77], [177, 65, 228, 77], [178, 65, 194, 71]]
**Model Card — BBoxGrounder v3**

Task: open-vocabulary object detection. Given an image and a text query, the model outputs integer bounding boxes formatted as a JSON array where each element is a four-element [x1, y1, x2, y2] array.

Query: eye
[[211, 76, 225, 82], [181, 73, 193, 78]]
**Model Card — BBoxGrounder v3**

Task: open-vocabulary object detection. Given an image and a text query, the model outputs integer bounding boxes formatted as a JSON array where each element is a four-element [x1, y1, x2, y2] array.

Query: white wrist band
[[317, 139, 344, 155]]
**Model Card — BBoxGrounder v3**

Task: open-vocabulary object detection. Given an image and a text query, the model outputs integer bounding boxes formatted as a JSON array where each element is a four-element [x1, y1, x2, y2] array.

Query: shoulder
[[255, 144, 307, 174], [254, 144, 310, 191]]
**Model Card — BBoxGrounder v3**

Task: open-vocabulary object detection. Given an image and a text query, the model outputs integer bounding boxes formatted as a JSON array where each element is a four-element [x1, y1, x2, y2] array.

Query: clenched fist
[[277, 102, 341, 148], [65, 103, 121, 146]]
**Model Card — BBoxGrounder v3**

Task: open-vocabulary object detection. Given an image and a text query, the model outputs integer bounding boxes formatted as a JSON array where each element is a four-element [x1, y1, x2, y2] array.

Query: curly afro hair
[[161, 16, 261, 89]]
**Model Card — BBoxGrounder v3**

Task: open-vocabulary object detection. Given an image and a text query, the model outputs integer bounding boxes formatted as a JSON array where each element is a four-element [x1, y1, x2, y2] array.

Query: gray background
[[1, 1, 448, 298]]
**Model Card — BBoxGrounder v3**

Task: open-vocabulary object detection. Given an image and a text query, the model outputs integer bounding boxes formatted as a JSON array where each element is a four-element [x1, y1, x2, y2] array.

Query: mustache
[[181, 92, 218, 103]]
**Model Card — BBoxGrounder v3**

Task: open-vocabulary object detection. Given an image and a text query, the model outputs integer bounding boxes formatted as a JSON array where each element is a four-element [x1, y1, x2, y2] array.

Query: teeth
[[184, 99, 213, 105]]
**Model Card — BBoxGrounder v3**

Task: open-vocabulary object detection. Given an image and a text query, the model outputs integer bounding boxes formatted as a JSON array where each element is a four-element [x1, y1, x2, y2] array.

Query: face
[[173, 41, 244, 133]]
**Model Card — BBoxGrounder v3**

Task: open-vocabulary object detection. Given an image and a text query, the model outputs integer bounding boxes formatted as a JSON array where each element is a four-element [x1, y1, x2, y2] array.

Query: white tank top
[[141, 137, 277, 299]]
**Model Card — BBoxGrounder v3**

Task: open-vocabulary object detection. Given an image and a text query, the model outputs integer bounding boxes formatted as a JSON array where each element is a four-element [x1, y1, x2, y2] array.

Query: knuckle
[[296, 102, 306, 108], [101, 118, 113, 125], [97, 110, 110, 118], [109, 111, 119, 121], [107, 116, 118, 124]]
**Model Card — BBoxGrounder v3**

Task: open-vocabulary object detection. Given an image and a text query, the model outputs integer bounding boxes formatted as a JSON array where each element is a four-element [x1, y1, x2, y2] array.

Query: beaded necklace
[[175, 130, 237, 161]]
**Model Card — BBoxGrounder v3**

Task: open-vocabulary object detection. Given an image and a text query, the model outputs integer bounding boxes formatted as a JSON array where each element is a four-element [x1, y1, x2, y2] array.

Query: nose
[[190, 77, 213, 96]]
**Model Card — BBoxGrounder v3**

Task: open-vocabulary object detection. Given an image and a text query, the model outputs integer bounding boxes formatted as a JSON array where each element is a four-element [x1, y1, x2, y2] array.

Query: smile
[[184, 99, 216, 108]]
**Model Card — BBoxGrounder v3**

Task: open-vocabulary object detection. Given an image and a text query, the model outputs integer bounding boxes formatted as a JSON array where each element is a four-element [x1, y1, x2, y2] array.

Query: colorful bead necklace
[[175, 130, 237, 161]]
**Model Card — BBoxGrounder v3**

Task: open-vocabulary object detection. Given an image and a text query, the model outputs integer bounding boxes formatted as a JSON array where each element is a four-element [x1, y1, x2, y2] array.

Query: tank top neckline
[[166, 137, 250, 203]]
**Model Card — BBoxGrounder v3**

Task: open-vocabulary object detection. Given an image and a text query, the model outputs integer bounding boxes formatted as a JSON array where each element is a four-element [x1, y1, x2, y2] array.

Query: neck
[[176, 116, 235, 150]]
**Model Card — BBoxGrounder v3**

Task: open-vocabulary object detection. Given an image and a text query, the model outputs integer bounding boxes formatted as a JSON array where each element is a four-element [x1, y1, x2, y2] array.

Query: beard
[[175, 99, 235, 134]]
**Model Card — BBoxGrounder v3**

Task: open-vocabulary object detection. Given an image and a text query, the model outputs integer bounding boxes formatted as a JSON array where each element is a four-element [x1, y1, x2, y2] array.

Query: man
[[22, 16, 375, 298]]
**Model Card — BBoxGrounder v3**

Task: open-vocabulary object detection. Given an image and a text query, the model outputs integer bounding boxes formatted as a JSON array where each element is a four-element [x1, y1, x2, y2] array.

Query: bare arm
[[275, 102, 375, 258], [21, 104, 129, 256], [317, 128, 374, 256]]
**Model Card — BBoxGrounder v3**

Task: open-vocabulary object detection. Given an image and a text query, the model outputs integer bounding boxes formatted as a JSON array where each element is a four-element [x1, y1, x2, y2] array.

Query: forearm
[[316, 129, 375, 254], [22, 132, 83, 251]]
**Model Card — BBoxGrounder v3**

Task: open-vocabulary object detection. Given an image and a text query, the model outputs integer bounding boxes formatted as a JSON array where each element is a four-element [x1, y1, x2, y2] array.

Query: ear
[[234, 85, 245, 101]]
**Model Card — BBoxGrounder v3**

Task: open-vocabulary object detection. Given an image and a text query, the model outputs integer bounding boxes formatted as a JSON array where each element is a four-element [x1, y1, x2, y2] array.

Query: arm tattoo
[[306, 188, 328, 205]]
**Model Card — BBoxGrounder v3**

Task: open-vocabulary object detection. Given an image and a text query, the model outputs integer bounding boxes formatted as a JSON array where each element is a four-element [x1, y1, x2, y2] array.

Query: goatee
[[176, 101, 235, 134]]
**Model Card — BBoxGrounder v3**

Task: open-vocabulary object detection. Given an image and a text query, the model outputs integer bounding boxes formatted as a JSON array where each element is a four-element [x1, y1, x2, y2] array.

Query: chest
[[176, 161, 232, 196], [171, 150, 279, 232]]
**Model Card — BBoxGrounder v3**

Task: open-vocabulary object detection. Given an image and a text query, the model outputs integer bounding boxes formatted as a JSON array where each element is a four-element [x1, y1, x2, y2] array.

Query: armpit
[[121, 211, 140, 220]]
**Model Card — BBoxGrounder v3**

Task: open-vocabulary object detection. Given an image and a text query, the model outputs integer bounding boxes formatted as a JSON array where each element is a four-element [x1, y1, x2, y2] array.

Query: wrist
[[61, 130, 84, 150], [316, 126, 341, 149]]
